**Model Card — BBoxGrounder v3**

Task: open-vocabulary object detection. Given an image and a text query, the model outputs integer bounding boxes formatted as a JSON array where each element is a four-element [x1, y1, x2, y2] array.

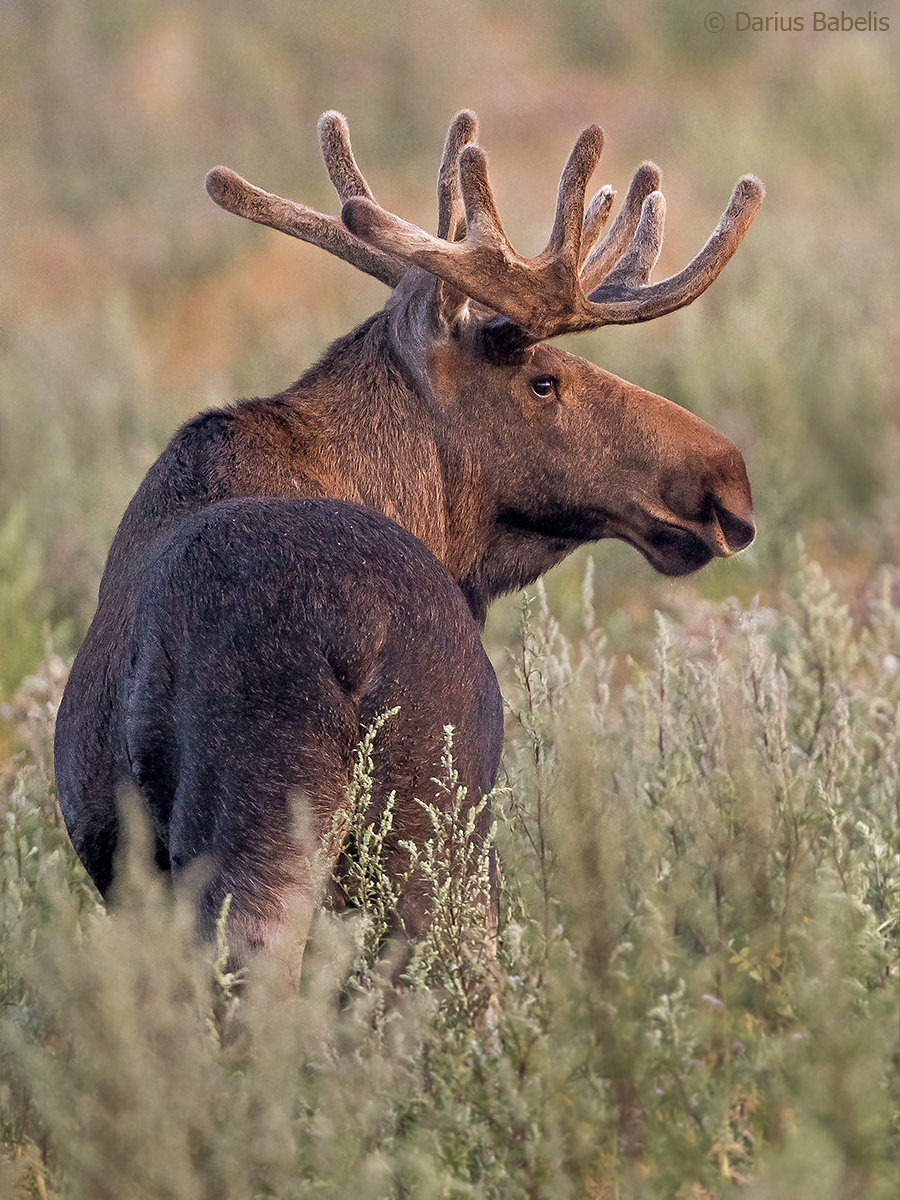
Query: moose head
[[207, 110, 762, 622]]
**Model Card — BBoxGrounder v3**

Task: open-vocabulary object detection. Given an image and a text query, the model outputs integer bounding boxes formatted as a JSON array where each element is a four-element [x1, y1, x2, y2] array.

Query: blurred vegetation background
[[1, 4, 897, 1195], [0, 0, 897, 695]]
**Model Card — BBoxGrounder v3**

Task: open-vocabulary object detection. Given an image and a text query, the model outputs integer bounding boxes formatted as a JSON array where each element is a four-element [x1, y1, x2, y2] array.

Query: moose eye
[[530, 375, 557, 399]]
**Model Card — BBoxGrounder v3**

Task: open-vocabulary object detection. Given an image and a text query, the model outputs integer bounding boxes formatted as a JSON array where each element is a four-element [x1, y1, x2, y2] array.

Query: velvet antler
[[206, 110, 764, 356], [341, 119, 764, 350]]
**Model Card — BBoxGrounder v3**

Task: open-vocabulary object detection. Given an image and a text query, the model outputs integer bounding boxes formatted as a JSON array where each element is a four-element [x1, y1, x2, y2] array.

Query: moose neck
[[386, 286, 590, 626], [291, 303, 543, 628], [288, 313, 449, 560]]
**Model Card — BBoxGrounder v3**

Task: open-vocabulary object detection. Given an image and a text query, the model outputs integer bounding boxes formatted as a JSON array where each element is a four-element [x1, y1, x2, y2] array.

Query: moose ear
[[430, 277, 470, 338]]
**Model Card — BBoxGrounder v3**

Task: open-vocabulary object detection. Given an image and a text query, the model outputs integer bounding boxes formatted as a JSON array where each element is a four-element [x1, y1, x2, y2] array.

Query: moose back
[[55, 110, 762, 981]]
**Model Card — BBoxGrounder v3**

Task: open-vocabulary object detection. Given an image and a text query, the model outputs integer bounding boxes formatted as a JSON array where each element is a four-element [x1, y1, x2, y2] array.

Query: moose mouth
[[619, 504, 756, 577], [497, 500, 754, 579], [626, 523, 718, 577]]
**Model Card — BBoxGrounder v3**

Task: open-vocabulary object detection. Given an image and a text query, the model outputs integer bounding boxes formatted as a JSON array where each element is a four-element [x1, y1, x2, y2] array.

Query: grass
[[2, 548, 897, 1198]]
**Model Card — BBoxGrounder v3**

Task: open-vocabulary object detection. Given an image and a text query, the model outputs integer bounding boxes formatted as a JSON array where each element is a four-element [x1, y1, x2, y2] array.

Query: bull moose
[[54, 110, 762, 982]]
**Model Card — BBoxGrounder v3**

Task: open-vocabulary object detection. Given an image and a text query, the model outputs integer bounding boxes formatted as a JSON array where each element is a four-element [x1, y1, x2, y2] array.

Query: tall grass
[[2, 551, 897, 1197]]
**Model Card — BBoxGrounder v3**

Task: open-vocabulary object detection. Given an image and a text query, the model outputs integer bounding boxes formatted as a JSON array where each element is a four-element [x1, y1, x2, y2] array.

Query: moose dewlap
[[55, 109, 762, 982]]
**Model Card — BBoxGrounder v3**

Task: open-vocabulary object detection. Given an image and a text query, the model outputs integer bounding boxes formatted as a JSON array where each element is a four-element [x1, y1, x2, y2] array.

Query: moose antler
[[206, 112, 408, 287], [342, 120, 764, 352], [206, 110, 763, 354]]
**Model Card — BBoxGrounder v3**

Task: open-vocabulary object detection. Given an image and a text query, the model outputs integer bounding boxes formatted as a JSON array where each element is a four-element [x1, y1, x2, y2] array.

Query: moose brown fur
[[55, 111, 762, 981]]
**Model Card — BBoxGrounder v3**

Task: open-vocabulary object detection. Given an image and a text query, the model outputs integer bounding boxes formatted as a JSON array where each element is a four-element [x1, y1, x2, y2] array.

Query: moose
[[54, 110, 762, 982]]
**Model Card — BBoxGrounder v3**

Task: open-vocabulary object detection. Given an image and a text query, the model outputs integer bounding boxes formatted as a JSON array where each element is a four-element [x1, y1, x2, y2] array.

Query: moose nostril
[[715, 503, 755, 553]]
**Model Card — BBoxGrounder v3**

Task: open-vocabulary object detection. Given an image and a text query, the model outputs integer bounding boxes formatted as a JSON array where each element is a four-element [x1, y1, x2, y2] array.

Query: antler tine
[[317, 110, 377, 204], [601, 190, 666, 290], [579, 186, 615, 271], [437, 110, 479, 241], [455, 144, 513, 249], [579, 162, 661, 291], [585, 174, 765, 324], [543, 125, 605, 264]]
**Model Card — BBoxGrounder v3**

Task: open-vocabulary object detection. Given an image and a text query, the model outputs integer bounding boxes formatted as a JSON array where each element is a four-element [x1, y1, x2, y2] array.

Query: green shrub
[[2, 551, 897, 1197], [2, 0, 897, 679]]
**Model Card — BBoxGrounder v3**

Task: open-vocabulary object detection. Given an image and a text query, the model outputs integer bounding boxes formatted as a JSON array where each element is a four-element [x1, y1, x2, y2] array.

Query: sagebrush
[[2, 551, 897, 1198]]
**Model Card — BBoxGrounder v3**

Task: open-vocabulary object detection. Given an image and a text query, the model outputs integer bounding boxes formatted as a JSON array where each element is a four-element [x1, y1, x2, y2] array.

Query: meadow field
[[1, 1, 897, 1195]]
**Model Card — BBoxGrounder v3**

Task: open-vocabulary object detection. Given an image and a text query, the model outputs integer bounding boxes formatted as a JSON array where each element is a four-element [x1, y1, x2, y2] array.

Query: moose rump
[[123, 496, 503, 973]]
